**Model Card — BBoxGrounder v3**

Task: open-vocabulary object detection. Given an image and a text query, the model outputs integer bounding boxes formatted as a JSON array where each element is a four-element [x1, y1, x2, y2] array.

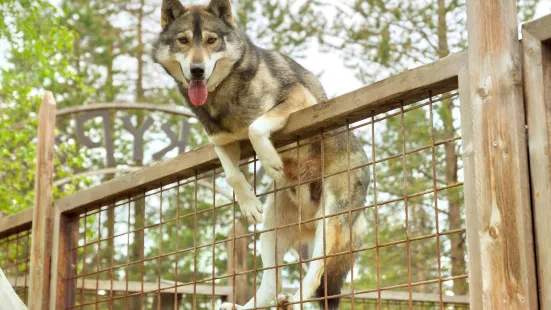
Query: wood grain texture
[[28, 92, 57, 310], [523, 13, 551, 43], [48, 211, 78, 310], [278, 51, 466, 144], [0, 208, 33, 238], [522, 27, 551, 310], [55, 51, 467, 215], [466, 1, 538, 308], [458, 67, 482, 310]]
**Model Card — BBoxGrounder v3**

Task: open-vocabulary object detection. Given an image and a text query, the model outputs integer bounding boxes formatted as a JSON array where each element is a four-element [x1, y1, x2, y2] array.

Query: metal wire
[[0, 229, 31, 304], [59, 91, 468, 309]]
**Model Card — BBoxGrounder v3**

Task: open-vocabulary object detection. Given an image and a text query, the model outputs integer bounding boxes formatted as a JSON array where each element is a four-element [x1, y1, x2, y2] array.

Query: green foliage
[[328, 0, 539, 83], [0, 0, 87, 214]]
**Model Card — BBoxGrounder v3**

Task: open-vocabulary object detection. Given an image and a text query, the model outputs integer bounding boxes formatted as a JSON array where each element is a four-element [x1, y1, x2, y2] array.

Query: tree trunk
[[136, 0, 145, 103], [129, 1, 147, 308]]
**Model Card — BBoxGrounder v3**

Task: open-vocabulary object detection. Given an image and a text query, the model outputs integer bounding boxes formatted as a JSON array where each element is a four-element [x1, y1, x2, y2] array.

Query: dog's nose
[[190, 65, 205, 79]]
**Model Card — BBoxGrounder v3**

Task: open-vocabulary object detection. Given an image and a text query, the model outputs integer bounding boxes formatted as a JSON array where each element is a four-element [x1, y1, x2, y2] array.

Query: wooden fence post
[[28, 92, 57, 310], [522, 15, 551, 310], [458, 67, 483, 309], [49, 210, 78, 310], [464, 1, 538, 308]]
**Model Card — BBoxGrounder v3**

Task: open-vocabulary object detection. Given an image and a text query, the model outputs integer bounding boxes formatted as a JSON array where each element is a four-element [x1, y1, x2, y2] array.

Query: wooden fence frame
[[522, 13, 551, 310], [0, 7, 549, 310]]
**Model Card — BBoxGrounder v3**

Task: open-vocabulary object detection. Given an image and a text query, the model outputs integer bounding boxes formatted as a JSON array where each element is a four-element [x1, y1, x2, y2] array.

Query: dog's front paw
[[260, 155, 284, 182], [276, 294, 299, 310], [219, 302, 243, 310], [240, 196, 263, 224]]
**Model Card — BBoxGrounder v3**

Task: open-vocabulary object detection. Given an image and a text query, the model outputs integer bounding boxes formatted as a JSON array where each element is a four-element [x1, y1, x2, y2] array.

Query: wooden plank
[[523, 13, 551, 43], [0, 208, 33, 238], [55, 51, 467, 215], [278, 51, 465, 145], [465, 1, 538, 309], [52, 167, 234, 200], [458, 67, 482, 309], [0, 269, 27, 310], [8, 276, 469, 304], [28, 92, 57, 310], [48, 211, 78, 310], [522, 27, 551, 310], [341, 290, 469, 304]]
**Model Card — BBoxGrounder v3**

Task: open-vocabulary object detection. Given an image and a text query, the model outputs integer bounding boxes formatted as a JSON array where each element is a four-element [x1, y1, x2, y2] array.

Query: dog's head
[[153, 0, 242, 106]]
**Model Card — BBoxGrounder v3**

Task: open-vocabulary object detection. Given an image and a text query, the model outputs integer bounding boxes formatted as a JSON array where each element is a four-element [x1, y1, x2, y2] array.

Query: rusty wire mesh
[[0, 228, 32, 304], [65, 90, 468, 309]]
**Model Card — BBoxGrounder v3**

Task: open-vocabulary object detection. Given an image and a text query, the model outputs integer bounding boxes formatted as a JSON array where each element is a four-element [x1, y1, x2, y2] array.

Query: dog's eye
[[207, 37, 217, 44], [178, 37, 189, 44]]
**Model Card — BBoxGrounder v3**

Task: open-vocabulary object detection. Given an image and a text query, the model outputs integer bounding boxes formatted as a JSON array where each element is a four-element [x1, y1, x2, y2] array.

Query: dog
[[153, 1, 370, 308]]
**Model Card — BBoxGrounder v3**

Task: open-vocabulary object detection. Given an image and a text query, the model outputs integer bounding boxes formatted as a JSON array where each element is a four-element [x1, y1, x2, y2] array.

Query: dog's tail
[[313, 255, 350, 309]]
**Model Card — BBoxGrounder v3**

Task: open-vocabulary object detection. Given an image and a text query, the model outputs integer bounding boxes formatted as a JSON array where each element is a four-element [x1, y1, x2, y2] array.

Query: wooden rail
[[0, 208, 33, 238], [8, 277, 470, 305]]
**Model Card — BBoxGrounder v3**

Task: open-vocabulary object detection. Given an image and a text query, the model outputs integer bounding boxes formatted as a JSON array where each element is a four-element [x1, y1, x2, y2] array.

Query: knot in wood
[[508, 66, 523, 85], [476, 87, 489, 99], [489, 225, 499, 239]]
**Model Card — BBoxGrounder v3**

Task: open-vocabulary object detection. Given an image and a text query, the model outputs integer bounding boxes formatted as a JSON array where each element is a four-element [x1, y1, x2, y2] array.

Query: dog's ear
[[161, 0, 187, 28], [207, 0, 233, 25]]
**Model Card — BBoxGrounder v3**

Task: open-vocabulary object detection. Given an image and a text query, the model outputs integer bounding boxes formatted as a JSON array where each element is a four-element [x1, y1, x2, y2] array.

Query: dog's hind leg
[[277, 204, 359, 309]]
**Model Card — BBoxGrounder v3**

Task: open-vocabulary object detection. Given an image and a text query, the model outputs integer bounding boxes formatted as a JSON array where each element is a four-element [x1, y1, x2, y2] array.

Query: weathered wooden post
[[28, 92, 57, 309], [463, 1, 538, 308], [522, 14, 551, 310]]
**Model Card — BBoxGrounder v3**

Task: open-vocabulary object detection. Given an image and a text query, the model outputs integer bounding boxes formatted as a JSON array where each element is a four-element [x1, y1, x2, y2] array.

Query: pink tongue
[[188, 80, 208, 106]]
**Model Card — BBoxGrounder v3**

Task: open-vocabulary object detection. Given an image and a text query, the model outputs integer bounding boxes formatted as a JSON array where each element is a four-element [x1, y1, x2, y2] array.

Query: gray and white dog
[[153, 1, 370, 309]]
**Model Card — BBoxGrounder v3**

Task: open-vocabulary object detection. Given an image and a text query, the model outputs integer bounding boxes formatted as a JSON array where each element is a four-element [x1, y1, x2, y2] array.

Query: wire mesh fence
[[59, 90, 468, 309], [0, 228, 32, 305]]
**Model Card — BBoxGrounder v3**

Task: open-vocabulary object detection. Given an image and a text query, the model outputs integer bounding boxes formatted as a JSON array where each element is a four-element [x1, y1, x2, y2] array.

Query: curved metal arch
[[56, 102, 195, 118]]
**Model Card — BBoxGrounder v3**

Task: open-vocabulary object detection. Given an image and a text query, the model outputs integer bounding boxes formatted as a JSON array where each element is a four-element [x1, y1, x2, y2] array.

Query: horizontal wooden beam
[[53, 167, 234, 200], [278, 51, 465, 144], [8, 277, 469, 304], [0, 208, 33, 238], [55, 51, 467, 215], [56, 102, 195, 118], [523, 13, 551, 43]]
